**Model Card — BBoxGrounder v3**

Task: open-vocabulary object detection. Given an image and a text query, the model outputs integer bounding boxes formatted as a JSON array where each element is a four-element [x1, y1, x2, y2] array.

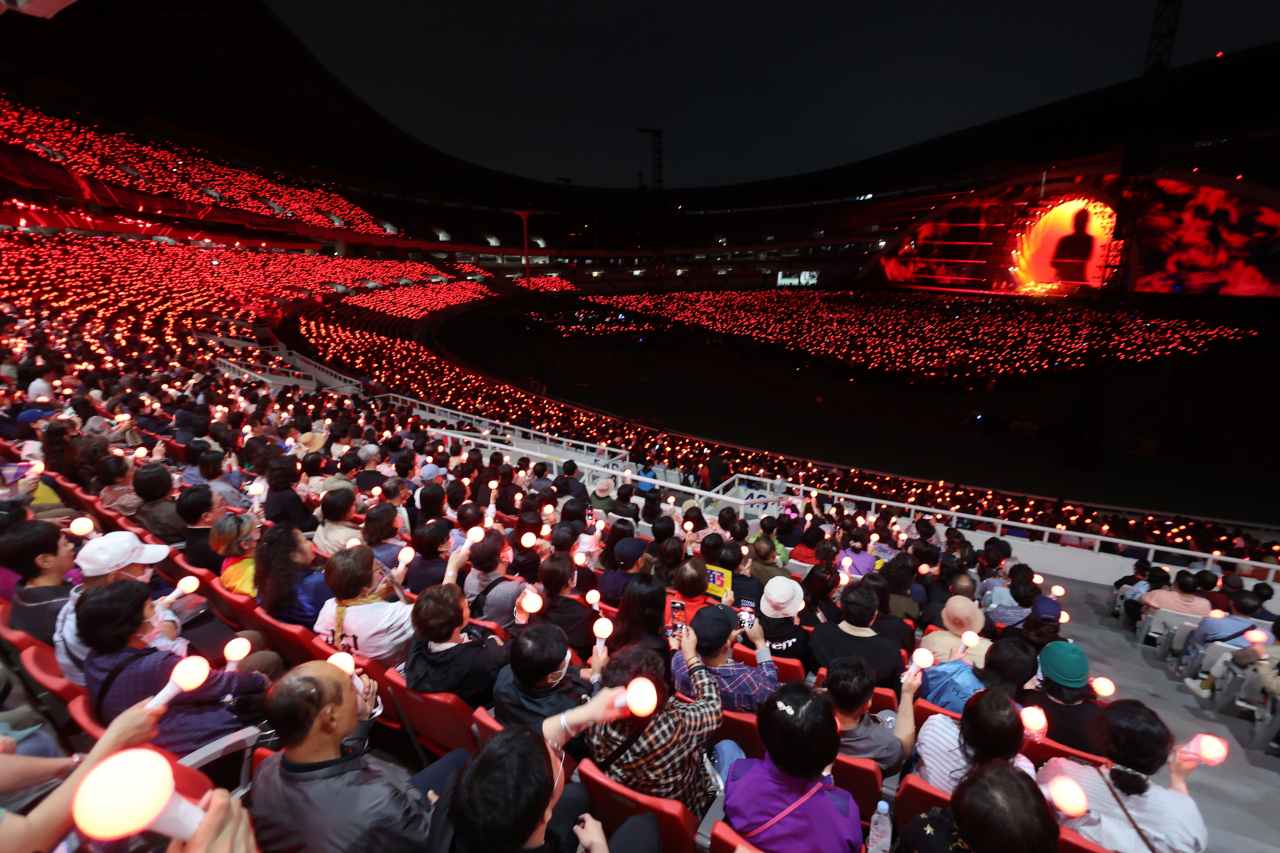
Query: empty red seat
[[377, 667, 477, 757], [895, 774, 950, 830], [830, 754, 883, 830]]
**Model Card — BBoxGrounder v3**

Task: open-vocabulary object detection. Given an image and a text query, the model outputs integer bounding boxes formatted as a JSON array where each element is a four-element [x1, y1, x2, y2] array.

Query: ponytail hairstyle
[[1088, 700, 1173, 796]]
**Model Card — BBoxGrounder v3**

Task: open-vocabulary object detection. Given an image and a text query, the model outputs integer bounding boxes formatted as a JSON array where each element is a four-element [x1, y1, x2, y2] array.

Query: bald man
[[250, 661, 469, 853]]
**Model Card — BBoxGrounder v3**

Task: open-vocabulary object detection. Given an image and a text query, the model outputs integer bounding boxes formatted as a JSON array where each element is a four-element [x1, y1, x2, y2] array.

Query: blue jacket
[[920, 659, 985, 714]]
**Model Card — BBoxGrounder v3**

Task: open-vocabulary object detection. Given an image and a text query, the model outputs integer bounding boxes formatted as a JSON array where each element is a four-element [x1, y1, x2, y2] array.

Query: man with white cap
[[757, 576, 815, 672], [53, 531, 178, 686]]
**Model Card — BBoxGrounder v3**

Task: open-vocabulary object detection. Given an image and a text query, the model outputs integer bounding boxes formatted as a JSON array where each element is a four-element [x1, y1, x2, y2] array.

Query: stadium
[[0, 2, 1277, 853]]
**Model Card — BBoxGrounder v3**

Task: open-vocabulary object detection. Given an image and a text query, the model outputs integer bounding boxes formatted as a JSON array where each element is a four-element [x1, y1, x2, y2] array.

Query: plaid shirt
[[587, 660, 722, 817], [672, 648, 779, 713]]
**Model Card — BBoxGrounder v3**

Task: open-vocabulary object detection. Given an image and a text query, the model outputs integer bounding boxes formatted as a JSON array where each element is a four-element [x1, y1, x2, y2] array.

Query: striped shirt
[[1036, 758, 1207, 853], [587, 660, 722, 817], [914, 714, 1034, 796]]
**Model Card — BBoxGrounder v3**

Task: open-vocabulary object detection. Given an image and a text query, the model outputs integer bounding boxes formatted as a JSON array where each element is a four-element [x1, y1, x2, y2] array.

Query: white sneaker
[[1183, 677, 1212, 699]]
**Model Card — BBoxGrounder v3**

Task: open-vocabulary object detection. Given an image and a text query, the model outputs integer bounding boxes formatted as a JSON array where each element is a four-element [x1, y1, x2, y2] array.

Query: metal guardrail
[[213, 358, 318, 390]]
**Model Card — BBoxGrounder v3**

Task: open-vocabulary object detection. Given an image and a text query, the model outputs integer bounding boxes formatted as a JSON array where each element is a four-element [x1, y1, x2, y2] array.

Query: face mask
[[137, 568, 154, 584], [549, 650, 572, 685], [139, 610, 165, 645]]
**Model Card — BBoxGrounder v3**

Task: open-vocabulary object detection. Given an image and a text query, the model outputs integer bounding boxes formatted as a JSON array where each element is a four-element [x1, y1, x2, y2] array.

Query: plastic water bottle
[[867, 801, 892, 853]]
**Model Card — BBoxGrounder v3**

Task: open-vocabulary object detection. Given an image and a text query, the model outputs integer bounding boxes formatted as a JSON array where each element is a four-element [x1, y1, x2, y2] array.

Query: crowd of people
[[0, 292, 1236, 853], [587, 290, 1253, 383]]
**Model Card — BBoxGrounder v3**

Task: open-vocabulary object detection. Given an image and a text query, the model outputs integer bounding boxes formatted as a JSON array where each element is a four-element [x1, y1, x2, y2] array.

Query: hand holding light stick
[[902, 648, 933, 683], [70, 516, 97, 538], [73, 748, 206, 841], [397, 546, 415, 574], [146, 656, 211, 708], [327, 652, 366, 695], [593, 617, 613, 657], [586, 589, 601, 611], [612, 676, 658, 716], [1021, 706, 1048, 742], [223, 637, 251, 671], [1090, 677, 1116, 698], [161, 575, 200, 608], [1178, 733, 1229, 766]]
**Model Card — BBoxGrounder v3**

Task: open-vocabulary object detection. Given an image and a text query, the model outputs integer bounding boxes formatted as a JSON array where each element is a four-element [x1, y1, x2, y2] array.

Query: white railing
[[278, 350, 362, 393], [213, 358, 318, 390], [430, 428, 627, 473]]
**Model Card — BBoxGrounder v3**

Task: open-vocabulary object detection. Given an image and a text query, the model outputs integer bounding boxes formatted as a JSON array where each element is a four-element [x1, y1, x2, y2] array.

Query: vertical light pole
[[515, 210, 533, 280]]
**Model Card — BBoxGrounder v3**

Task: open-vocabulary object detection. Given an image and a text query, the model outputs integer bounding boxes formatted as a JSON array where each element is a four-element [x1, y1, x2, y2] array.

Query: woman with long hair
[[255, 523, 333, 626], [596, 517, 636, 573], [606, 573, 672, 689]]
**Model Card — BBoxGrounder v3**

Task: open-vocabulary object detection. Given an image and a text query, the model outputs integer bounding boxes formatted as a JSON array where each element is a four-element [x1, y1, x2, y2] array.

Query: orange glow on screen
[[1012, 199, 1116, 292]]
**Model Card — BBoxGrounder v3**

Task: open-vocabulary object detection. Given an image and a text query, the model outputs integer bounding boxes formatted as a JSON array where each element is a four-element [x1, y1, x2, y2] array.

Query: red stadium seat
[[255, 607, 325, 667], [68, 694, 106, 740], [830, 753, 883, 830], [1021, 735, 1111, 769], [469, 618, 510, 640], [713, 707, 767, 760], [577, 758, 699, 853], [730, 644, 805, 683], [895, 774, 950, 830], [0, 602, 38, 653], [377, 667, 477, 757], [924, 624, 943, 635], [870, 687, 897, 716], [1059, 827, 1113, 853], [912, 698, 960, 730], [710, 821, 764, 853], [473, 706, 503, 740], [20, 643, 86, 703]]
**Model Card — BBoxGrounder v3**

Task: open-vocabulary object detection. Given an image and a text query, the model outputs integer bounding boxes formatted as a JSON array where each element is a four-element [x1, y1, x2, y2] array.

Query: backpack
[[471, 576, 510, 615]]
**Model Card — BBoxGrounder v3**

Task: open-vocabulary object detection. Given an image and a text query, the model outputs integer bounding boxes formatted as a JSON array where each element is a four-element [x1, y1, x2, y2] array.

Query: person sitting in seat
[[256, 523, 332, 627], [402, 583, 508, 708], [133, 462, 187, 545], [251, 659, 469, 853], [723, 682, 865, 852], [810, 584, 904, 694], [757, 576, 813, 671], [586, 630, 732, 819], [900, 759, 1061, 853], [210, 512, 259, 596], [513, 552, 595, 661], [1017, 641, 1104, 754], [596, 537, 648, 607], [402, 519, 451, 594], [493, 623, 595, 732], [672, 604, 779, 712], [426, 698, 660, 853], [264, 457, 318, 533], [3, 520, 74, 646], [1139, 570, 1212, 618], [915, 687, 1035, 796], [176, 484, 230, 574], [79, 580, 279, 756], [825, 655, 919, 777], [312, 487, 363, 556], [313, 545, 414, 668], [1036, 700, 1207, 853]]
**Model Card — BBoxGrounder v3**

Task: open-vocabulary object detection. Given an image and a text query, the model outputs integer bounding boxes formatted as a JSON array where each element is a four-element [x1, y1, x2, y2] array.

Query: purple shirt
[[723, 754, 863, 853], [836, 549, 877, 577]]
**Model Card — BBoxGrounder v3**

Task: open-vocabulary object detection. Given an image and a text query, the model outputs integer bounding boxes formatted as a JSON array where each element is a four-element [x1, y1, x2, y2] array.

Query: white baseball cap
[[75, 531, 170, 577], [761, 577, 804, 619]]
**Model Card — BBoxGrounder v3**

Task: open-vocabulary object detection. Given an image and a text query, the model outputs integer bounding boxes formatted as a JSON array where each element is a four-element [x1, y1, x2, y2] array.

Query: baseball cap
[[1030, 595, 1062, 625], [1039, 641, 1089, 688], [420, 463, 441, 481], [17, 408, 54, 428], [761, 577, 803, 619], [358, 444, 380, 462], [614, 537, 647, 568], [690, 604, 737, 654], [75, 531, 170, 577]]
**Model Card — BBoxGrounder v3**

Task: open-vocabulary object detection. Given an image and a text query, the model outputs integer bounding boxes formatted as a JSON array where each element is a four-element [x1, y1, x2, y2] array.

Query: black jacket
[[759, 614, 815, 673], [264, 488, 318, 532], [517, 595, 597, 662], [492, 665, 592, 730], [402, 634, 509, 709], [184, 527, 223, 574]]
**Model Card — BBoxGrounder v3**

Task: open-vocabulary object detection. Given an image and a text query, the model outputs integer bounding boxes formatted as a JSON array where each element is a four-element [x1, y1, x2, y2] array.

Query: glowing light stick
[[1178, 733, 1228, 766], [683, 521, 693, 532], [541, 523, 551, 536], [1032, 574, 1044, 585], [488, 480, 498, 506], [146, 656, 211, 708], [520, 531, 537, 548], [613, 676, 658, 716], [1021, 706, 1048, 740], [586, 589, 601, 611], [1047, 776, 1088, 817], [345, 537, 362, 549], [1209, 609, 1226, 619], [223, 637, 251, 671], [114, 414, 131, 423], [593, 617, 613, 656], [573, 551, 587, 566], [902, 648, 933, 682], [841, 557, 852, 569], [26, 460, 44, 479], [1051, 585, 1066, 598], [918, 564, 930, 575], [1059, 611, 1071, 624], [869, 533, 879, 542], [467, 526, 485, 543], [327, 652, 366, 694], [397, 546, 415, 573], [519, 588, 543, 614], [247, 482, 265, 497], [134, 446, 148, 459], [1244, 629, 1269, 645], [839, 571, 850, 586], [1090, 677, 1115, 698], [623, 468, 632, 484], [962, 631, 980, 648], [73, 748, 206, 841], [162, 575, 200, 608], [70, 516, 95, 537]]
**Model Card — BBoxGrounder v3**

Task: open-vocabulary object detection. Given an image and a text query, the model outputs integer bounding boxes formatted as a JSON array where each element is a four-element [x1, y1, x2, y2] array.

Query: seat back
[[20, 642, 86, 703], [255, 607, 325, 667], [209, 576, 265, 634], [473, 706, 503, 740], [577, 758, 699, 853], [68, 693, 107, 739], [913, 697, 960, 730], [714, 707, 767, 759], [1059, 827, 1113, 853], [710, 821, 763, 853], [378, 667, 477, 757], [1021, 735, 1111, 769], [895, 774, 950, 830], [730, 644, 805, 683], [924, 624, 943, 635], [870, 687, 897, 716], [830, 754, 882, 829]]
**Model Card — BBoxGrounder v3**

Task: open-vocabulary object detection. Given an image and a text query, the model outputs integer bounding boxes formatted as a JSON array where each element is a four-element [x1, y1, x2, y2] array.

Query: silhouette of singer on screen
[[1052, 208, 1094, 284]]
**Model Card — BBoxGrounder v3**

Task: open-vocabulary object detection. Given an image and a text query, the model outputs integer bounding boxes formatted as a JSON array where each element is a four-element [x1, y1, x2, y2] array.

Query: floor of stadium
[[431, 293, 1280, 527]]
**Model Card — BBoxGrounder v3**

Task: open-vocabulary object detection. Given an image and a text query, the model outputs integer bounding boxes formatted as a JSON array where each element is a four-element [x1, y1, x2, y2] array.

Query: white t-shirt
[[313, 597, 415, 669], [915, 713, 1035, 796], [1037, 758, 1206, 853]]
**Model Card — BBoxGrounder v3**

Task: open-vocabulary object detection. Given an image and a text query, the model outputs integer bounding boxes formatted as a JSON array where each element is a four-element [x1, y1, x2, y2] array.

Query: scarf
[[334, 591, 384, 643]]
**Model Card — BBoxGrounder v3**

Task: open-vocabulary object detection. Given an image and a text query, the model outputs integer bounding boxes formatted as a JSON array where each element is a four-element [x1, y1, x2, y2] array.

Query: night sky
[[263, 0, 1280, 189]]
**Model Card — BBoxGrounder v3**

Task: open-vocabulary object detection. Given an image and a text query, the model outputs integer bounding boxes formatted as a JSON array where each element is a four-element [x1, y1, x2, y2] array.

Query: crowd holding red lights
[[340, 278, 492, 319], [587, 290, 1254, 382], [514, 275, 578, 292], [0, 94, 385, 235]]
